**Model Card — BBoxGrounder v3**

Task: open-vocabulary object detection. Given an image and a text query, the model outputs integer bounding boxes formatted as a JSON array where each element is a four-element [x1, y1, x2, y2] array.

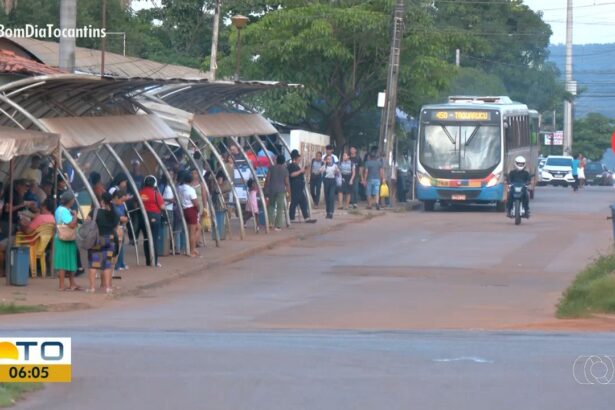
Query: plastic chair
[[15, 223, 55, 277]]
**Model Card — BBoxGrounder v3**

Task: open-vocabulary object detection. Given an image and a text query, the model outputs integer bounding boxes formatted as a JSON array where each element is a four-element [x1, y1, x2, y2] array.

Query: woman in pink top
[[19, 198, 56, 234]]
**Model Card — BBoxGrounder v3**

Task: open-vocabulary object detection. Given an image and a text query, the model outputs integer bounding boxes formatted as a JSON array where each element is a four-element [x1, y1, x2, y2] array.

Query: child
[[243, 179, 260, 231], [112, 190, 129, 274]]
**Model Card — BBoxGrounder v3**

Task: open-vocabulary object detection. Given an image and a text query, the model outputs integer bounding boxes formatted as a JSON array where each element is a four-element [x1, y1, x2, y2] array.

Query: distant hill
[[549, 44, 615, 119]]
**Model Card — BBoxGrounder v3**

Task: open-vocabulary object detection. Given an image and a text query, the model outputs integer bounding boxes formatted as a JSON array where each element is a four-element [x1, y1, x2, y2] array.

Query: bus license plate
[[452, 194, 466, 201]]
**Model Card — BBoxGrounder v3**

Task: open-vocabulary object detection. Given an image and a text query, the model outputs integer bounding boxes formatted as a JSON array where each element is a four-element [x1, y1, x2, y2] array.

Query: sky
[[132, 1, 615, 45], [524, 0, 615, 45]]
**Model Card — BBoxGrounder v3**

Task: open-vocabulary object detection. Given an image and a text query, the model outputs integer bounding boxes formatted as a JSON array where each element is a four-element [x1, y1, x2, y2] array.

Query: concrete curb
[[117, 212, 383, 298]]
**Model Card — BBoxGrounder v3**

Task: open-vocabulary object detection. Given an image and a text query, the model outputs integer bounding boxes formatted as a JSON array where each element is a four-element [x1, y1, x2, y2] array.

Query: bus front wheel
[[424, 201, 435, 212]]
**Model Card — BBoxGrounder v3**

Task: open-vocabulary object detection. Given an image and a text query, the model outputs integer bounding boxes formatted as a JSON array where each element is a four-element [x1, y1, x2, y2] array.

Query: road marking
[[433, 356, 494, 364]]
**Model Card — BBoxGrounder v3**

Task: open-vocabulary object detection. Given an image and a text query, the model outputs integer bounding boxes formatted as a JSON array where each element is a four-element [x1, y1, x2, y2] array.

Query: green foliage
[[0, 383, 43, 407], [0, 303, 46, 315], [557, 253, 615, 318], [219, 0, 455, 147], [434, 0, 564, 112], [572, 113, 615, 160]]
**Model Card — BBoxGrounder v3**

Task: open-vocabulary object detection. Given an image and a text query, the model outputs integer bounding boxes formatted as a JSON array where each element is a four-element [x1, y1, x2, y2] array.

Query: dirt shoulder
[[0, 209, 378, 314]]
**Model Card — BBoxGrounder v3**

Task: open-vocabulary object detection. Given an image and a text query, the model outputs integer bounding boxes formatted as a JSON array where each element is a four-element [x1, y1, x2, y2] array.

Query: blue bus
[[415, 96, 540, 211]]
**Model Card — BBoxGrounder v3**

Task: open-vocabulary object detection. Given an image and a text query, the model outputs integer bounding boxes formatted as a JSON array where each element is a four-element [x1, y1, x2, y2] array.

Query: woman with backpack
[[86, 192, 119, 294]]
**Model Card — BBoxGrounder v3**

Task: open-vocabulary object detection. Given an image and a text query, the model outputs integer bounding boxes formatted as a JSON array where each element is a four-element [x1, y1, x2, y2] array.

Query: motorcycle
[[508, 183, 529, 226]]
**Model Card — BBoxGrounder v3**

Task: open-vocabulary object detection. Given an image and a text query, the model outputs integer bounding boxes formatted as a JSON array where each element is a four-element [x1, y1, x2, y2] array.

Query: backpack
[[77, 207, 100, 250]]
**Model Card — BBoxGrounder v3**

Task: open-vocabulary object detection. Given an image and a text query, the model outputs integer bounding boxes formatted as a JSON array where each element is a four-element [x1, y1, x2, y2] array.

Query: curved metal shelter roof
[[0, 126, 59, 161], [192, 113, 277, 137], [40, 114, 177, 148]]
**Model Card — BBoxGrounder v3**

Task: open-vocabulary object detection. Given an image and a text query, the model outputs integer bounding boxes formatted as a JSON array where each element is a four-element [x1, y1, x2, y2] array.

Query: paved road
[[3, 186, 615, 409]]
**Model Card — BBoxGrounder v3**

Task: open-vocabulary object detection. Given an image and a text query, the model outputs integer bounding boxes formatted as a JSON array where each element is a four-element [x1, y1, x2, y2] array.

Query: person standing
[[321, 155, 340, 219], [140, 175, 165, 267], [325, 145, 339, 164], [178, 173, 201, 257], [349, 147, 363, 209], [287, 150, 317, 224], [309, 152, 324, 207], [338, 152, 355, 210], [363, 148, 385, 210], [571, 154, 580, 192], [578, 154, 586, 189], [111, 190, 128, 272], [53, 192, 81, 291], [264, 154, 290, 231], [86, 192, 119, 294]]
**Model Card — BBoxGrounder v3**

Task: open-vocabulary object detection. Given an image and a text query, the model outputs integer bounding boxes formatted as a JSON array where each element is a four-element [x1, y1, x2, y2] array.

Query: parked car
[[536, 158, 547, 185], [584, 161, 613, 186], [539, 155, 574, 187]]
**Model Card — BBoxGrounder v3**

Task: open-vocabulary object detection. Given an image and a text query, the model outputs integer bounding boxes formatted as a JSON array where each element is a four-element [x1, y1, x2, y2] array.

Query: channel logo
[[0, 338, 71, 383], [573, 355, 615, 385]]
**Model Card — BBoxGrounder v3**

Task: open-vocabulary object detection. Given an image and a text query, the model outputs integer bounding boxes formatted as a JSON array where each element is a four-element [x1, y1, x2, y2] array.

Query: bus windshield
[[420, 124, 501, 171]]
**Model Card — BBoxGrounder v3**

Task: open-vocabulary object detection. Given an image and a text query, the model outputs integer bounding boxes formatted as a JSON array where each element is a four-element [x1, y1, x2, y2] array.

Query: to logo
[[573, 355, 615, 385], [0, 338, 71, 383], [0, 340, 64, 361]]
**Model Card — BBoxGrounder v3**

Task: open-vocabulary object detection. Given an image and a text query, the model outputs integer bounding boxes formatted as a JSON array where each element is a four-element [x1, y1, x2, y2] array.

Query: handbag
[[57, 224, 76, 241], [380, 182, 390, 198]]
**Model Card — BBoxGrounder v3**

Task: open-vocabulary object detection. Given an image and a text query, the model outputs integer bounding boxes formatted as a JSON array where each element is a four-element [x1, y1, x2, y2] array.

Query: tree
[[433, 0, 565, 112], [219, 0, 456, 147], [573, 113, 615, 160]]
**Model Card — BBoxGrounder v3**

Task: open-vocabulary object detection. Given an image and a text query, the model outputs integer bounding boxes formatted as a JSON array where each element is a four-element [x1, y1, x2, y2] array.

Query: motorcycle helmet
[[514, 156, 526, 171]]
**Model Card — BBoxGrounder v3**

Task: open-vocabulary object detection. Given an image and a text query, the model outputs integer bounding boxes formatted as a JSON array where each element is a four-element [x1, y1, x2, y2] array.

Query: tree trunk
[[326, 112, 346, 149]]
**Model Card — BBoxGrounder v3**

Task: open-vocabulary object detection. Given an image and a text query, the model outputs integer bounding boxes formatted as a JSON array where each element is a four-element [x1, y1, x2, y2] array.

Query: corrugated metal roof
[[192, 113, 277, 137], [139, 100, 194, 138], [39, 114, 177, 149], [0, 125, 59, 161], [0, 49, 64, 75], [6, 37, 210, 80]]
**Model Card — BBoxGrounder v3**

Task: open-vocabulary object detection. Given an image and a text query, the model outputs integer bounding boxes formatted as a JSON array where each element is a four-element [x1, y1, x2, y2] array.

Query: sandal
[[85, 288, 96, 293], [70, 286, 83, 291], [105, 288, 114, 295]]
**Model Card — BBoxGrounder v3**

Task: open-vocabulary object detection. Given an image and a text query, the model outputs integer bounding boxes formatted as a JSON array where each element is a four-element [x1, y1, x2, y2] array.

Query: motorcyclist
[[507, 156, 531, 218]]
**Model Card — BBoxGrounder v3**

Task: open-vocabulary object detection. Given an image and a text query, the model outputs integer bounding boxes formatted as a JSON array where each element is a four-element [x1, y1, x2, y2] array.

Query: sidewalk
[[0, 208, 381, 313]]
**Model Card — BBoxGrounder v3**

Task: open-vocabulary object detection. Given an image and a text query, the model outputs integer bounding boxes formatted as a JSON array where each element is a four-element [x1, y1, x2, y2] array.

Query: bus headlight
[[417, 171, 432, 187], [486, 173, 501, 187]]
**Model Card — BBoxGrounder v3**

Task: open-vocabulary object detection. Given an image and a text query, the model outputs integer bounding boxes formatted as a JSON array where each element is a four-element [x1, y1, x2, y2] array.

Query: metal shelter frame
[[0, 74, 294, 267]]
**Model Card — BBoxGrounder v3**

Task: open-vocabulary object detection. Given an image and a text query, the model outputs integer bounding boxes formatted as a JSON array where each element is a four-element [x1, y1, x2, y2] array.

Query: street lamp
[[231, 14, 249, 81]]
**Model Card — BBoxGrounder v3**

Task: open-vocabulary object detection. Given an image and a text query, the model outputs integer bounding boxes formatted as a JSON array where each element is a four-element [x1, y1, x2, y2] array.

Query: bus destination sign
[[431, 110, 492, 122]]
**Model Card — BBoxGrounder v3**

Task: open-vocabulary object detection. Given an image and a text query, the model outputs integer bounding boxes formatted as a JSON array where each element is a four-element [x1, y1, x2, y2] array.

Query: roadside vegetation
[[0, 384, 42, 407], [557, 253, 615, 318], [0, 303, 46, 315]]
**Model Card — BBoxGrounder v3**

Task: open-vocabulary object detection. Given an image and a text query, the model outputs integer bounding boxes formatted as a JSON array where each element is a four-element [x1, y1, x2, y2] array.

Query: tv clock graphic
[[0, 338, 71, 383]]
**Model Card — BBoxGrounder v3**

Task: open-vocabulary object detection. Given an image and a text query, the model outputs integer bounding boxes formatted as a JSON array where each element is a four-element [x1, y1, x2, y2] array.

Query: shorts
[[183, 206, 199, 225], [368, 179, 381, 196]]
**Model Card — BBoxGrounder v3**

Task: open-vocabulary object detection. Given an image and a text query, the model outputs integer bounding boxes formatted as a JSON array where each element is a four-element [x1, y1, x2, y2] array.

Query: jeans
[[289, 188, 309, 220], [143, 212, 161, 266], [114, 227, 126, 269], [351, 176, 360, 205], [267, 192, 286, 228], [323, 178, 337, 216], [310, 174, 322, 205]]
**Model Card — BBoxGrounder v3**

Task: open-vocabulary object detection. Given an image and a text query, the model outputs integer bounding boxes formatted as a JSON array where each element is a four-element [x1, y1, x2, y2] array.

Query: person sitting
[[18, 198, 55, 235], [506, 156, 531, 218]]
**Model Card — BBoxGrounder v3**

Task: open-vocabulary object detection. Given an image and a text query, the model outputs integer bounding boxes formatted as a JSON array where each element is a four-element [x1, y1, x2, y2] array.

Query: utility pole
[[59, 0, 76, 72], [563, 0, 576, 155], [209, 0, 221, 80], [378, 0, 405, 175]]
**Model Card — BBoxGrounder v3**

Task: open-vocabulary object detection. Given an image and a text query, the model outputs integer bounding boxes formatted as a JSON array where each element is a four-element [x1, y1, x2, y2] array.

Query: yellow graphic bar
[[0, 364, 71, 383]]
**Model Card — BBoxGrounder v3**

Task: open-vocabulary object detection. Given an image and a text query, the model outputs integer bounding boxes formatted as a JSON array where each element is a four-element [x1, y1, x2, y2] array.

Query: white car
[[540, 155, 574, 186]]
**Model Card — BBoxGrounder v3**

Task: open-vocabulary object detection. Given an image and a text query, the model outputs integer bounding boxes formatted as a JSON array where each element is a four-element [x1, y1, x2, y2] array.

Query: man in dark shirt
[[287, 150, 317, 224], [506, 156, 531, 217], [349, 146, 363, 208]]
